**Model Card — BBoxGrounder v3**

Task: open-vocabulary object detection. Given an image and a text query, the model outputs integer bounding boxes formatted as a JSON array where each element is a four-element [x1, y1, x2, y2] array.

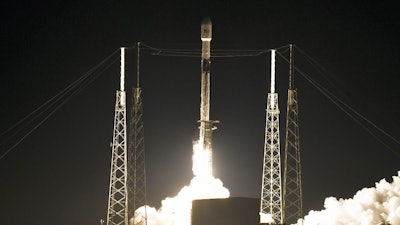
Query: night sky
[[1, 1, 399, 225]]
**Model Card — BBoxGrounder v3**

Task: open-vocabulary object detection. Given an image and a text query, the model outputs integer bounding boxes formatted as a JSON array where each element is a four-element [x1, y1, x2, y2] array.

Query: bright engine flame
[[133, 140, 230, 225], [192, 140, 212, 177]]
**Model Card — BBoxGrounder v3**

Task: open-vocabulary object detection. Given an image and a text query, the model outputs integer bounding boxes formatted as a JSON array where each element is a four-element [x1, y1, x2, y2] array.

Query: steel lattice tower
[[260, 50, 283, 224], [283, 45, 303, 224], [127, 42, 147, 225], [107, 48, 129, 225]]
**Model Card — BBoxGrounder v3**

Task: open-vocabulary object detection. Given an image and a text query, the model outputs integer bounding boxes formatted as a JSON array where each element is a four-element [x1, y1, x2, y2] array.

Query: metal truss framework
[[107, 90, 128, 225], [128, 87, 147, 225], [260, 92, 283, 224], [283, 45, 303, 224], [283, 89, 303, 224]]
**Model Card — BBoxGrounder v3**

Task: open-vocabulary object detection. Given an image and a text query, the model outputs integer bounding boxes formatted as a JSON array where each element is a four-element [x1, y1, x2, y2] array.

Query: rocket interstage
[[194, 17, 218, 178]]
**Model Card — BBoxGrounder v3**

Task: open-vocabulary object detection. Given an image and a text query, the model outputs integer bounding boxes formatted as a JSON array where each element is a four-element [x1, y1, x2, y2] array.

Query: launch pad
[[106, 18, 303, 225]]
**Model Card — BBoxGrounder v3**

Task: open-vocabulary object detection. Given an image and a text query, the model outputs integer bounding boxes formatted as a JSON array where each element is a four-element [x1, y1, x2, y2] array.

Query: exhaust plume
[[132, 142, 230, 225]]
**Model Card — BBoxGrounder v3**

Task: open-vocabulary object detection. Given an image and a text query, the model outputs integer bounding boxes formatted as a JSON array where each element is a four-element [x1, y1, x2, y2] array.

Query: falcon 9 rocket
[[193, 17, 219, 177]]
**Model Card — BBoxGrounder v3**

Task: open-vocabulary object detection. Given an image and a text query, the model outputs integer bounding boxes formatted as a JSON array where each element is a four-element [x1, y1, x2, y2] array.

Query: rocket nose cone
[[201, 17, 212, 40], [201, 17, 212, 26]]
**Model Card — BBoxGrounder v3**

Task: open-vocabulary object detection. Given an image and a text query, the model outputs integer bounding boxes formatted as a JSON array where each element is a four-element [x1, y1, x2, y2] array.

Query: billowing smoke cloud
[[132, 142, 230, 225], [133, 176, 229, 225], [295, 171, 400, 225]]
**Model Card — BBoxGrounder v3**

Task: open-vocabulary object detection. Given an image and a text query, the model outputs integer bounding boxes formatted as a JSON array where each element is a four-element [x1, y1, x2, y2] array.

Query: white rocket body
[[200, 18, 211, 124], [193, 18, 216, 177]]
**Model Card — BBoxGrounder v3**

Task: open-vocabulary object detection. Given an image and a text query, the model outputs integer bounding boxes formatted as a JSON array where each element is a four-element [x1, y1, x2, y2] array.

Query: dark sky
[[1, 1, 399, 225]]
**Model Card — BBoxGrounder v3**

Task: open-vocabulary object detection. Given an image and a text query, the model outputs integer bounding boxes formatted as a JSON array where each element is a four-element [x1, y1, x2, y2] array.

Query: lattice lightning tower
[[283, 45, 303, 224], [260, 50, 283, 224], [107, 47, 129, 225], [127, 42, 148, 225]]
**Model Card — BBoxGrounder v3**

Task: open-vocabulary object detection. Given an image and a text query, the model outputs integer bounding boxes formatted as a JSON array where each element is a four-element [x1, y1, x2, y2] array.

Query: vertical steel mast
[[283, 44, 303, 224], [127, 42, 147, 225], [260, 50, 283, 224], [107, 47, 129, 225]]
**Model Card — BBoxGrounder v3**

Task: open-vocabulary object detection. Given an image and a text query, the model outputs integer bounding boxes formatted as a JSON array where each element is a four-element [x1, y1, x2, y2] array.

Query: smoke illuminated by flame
[[133, 138, 400, 225], [133, 141, 230, 225], [295, 171, 400, 225]]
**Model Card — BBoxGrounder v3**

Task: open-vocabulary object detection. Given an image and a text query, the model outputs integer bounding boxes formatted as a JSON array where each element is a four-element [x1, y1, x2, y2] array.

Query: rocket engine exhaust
[[193, 17, 219, 177]]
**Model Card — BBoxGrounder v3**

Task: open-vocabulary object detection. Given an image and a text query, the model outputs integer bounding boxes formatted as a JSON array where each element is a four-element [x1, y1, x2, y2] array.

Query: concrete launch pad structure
[[192, 198, 259, 225]]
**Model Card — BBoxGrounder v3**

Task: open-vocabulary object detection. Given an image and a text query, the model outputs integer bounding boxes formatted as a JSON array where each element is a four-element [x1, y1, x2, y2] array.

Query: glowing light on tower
[[270, 50, 276, 94]]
